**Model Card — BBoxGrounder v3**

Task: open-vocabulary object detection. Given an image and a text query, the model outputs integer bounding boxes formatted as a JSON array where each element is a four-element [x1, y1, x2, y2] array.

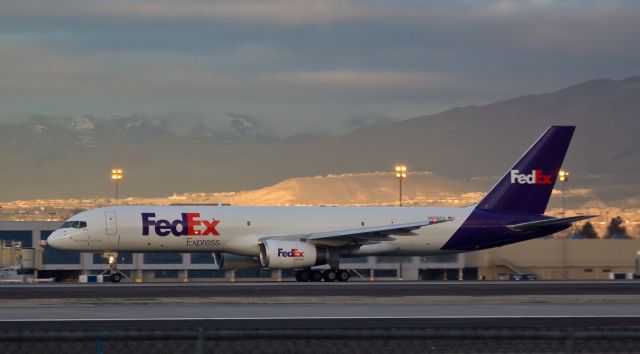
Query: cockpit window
[[60, 221, 87, 229]]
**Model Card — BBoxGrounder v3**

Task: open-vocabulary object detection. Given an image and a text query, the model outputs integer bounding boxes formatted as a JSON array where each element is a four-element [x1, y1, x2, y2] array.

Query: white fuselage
[[47, 205, 474, 257]]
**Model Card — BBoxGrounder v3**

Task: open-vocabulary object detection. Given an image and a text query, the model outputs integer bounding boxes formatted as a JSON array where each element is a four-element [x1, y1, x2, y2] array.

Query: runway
[[2, 280, 640, 299], [4, 302, 640, 320], [1, 302, 640, 332], [1, 281, 639, 332]]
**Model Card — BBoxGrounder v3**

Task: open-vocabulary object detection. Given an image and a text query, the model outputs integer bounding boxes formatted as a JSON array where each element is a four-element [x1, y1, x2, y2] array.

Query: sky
[[0, 0, 639, 136]]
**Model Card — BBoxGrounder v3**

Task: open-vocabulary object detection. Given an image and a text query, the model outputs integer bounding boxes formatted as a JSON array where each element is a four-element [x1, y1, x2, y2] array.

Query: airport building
[[1, 221, 639, 282]]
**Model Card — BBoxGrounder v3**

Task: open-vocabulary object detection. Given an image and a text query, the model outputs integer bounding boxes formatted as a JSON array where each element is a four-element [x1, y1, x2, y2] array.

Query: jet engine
[[259, 240, 329, 269], [213, 252, 263, 270]]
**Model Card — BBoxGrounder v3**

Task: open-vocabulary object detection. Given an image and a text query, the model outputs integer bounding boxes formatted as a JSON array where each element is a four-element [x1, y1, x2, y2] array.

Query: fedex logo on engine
[[142, 213, 220, 237], [277, 248, 304, 258], [510, 170, 553, 185]]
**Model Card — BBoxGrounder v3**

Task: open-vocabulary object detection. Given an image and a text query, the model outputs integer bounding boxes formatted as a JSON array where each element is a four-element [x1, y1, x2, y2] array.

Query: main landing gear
[[295, 269, 351, 282]]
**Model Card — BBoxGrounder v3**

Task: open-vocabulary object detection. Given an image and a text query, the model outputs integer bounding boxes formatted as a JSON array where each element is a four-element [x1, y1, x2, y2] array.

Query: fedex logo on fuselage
[[142, 213, 220, 237], [510, 170, 552, 185], [277, 248, 304, 258]]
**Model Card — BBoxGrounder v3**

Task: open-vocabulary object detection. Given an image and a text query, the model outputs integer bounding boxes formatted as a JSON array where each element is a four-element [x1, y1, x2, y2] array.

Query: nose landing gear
[[110, 271, 123, 283], [99, 252, 129, 283]]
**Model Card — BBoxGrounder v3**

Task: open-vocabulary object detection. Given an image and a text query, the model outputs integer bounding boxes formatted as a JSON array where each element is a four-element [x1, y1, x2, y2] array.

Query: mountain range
[[1, 77, 639, 201]]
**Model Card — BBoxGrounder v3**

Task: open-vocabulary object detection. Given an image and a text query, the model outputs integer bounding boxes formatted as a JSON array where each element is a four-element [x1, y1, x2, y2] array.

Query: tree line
[[571, 216, 632, 239]]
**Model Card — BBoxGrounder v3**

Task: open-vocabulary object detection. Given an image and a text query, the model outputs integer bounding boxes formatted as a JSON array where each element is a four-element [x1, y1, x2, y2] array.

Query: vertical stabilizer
[[477, 126, 575, 214]]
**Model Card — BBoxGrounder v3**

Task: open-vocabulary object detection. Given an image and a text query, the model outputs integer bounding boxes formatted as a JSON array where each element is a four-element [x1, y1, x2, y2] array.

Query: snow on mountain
[[70, 115, 95, 132]]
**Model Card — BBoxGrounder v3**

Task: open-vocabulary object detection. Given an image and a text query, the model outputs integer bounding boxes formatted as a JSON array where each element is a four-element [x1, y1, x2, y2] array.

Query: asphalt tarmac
[[0, 307, 639, 332], [1, 281, 639, 332], [1, 303, 639, 321], [2, 280, 640, 299]]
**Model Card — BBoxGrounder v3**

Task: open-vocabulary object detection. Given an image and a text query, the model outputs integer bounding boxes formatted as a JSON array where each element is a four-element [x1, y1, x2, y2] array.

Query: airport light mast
[[395, 165, 407, 207], [111, 168, 123, 205], [559, 169, 569, 217]]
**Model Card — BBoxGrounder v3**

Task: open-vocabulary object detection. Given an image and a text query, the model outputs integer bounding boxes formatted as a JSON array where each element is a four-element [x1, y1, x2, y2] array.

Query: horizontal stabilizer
[[507, 215, 597, 232]]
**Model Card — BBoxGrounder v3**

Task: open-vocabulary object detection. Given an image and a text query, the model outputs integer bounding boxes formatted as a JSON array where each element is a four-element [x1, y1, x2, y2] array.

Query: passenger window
[[79, 221, 87, 228]]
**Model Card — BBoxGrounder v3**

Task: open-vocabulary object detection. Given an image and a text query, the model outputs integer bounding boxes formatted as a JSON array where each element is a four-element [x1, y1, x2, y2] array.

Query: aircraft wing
[[263, 219, 452, 247], [506, 215, 597, 232]]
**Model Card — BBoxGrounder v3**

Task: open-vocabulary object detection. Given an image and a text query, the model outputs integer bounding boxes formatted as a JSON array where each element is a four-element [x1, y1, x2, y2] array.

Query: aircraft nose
[[47, 230, 67, 249]]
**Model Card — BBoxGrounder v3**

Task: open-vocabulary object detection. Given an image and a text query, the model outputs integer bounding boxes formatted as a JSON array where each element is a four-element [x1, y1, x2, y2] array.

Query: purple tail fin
[[477, 126, 575, 214]]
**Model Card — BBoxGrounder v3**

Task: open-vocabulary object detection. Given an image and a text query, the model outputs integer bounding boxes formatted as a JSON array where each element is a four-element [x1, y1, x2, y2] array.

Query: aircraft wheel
[[322, 269, 337, 282], [296, 270, 310, 282], [337, 269, 350, 282], [110, 272, 122, 283], [309, 270, 323, 282]]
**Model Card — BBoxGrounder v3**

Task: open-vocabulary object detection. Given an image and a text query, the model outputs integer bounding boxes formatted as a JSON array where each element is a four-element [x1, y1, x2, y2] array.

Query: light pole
[[559, 170, 569, 217], [395, 165, 407, 207], [111, 169, 123, 205], [559, 169, 570, 280]]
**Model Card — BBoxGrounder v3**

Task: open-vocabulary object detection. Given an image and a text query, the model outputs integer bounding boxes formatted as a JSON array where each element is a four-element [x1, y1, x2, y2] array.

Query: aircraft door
[[105, 212, 118, 235]]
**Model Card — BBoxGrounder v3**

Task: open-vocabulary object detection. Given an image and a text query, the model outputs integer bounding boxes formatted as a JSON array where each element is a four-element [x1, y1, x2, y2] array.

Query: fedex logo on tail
[[142, 213, 220, 237], [277, 248, 304, 258], [510, 170, 552, 185]]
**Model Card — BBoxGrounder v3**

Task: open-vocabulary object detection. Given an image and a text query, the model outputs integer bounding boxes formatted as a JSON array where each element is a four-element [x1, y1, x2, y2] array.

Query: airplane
[[47, 125, 594, 282]]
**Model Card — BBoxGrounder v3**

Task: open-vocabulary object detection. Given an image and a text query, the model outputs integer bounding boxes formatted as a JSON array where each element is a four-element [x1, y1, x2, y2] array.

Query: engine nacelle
[[259, 240, 329, 269], [213, 252, 263, 270]]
